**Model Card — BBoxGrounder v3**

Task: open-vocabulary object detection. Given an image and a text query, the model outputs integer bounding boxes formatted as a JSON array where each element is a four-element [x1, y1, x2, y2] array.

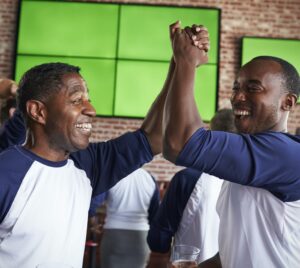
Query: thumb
[[169, 20, 181, 40]]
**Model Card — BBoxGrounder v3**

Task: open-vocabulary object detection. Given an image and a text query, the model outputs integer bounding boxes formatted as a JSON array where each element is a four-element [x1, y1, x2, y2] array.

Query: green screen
[[16, 1, 220, 121], [118, 5, 219, 64], [115, 60, 217, 119], [18, 1, 119, 57], [194, 65, 218, 121], [114, 60, 168, 118], [15, 55, 116, 115]]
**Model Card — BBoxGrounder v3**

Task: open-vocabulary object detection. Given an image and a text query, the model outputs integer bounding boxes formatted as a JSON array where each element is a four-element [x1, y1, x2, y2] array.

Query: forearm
[[163, 59, 203, 162], [141, 58, 176, 155]]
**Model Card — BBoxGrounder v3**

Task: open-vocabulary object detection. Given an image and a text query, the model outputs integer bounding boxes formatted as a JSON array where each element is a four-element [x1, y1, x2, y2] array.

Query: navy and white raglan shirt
[[176, 128, 300, 268], [147, 168, 222, 263], [0, 111, 153, 268]]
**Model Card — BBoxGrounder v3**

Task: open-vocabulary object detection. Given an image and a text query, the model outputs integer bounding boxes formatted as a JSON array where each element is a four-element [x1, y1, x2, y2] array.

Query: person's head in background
[[231, 56, 300, 134], [210, 108, 237, 133], [0, 78, 18, 124]]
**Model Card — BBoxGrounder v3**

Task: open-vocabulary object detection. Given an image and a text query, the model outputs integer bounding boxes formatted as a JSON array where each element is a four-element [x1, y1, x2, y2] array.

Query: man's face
[[44, 73, 96, 153], [231, 59, 287, 134]]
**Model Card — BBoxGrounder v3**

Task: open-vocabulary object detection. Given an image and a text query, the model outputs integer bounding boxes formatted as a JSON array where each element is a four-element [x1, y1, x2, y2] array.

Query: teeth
[[75, 123, 92, 130], [234, 110, 250, 116]]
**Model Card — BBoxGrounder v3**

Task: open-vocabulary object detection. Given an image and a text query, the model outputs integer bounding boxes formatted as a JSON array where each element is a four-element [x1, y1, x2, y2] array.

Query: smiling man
[[0, 62, 168, 268], [163, 23, 300, 267]]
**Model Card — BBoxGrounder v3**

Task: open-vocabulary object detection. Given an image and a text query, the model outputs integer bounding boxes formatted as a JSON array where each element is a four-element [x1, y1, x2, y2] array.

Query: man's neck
[[24, 131, 69, 162]]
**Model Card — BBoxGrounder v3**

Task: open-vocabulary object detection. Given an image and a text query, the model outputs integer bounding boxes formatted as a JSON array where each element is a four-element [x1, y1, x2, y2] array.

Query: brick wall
[[1, 0, 300, 180]]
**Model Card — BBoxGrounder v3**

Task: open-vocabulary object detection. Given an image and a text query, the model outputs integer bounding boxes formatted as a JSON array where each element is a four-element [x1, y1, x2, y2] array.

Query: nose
[[231, 89, 246, 103], [83, 100, 96, 117]]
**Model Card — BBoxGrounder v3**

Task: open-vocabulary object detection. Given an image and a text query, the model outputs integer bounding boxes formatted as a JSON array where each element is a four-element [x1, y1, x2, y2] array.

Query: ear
[[26, 100, 47, 125], [282, 93, 298, 112]]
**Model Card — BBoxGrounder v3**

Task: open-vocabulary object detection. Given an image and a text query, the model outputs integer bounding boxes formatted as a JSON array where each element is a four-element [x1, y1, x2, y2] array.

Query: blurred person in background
[[92, 168, 159, 268]]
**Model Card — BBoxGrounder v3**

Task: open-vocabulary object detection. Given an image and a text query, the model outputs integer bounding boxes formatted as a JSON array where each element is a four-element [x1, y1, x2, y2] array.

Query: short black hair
[[17, 62, 80, 118], [252, 56, 300, 98], [210, 108, 237, 133]]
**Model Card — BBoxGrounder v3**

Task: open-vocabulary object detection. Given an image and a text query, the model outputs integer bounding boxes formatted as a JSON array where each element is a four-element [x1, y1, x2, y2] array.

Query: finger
[[196, 41, 210, 51], [197, 37, 210, 44], [169, 20, 181, 39], [192, 31, 209, 41], [184, 27, 199, 46], [202, 43, 210, 53], [191, 24, 205, 34]]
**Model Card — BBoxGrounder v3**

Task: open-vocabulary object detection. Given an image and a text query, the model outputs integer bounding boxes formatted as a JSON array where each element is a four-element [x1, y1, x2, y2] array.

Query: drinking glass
[[170, 244, 200, 268]]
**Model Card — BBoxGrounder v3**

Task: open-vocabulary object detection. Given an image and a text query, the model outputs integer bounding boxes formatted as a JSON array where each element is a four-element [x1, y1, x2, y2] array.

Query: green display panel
[[115, 60, 217, 120], [119, 5, 219, 64], [194, 65, 218, 121], [242, 37, 300, 72], [18, 1, 119, 58], [16, 1, 220, 120], [114, 60, 168, 118], [15, 56, 116, 116]]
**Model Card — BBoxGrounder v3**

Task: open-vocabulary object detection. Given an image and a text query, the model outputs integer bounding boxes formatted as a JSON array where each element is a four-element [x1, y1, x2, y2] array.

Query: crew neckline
[[16, 145, 68, 167]]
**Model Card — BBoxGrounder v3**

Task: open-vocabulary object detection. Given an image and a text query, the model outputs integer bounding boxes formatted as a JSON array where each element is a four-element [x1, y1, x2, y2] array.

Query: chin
[[76, 143, 89, 151], [236, 125, 252, 134], [68, 142, 89, 153]]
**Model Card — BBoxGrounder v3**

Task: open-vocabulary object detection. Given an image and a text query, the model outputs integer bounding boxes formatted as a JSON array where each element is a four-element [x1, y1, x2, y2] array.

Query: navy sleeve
[[147, 168, 201, 253], [70, 129, 153, 196], [88, 192, 107, 217], [0, 147, 33, 223], [176, 128, 300, 202], [0, 110, 26, 152], [147, 175, 160, 225]]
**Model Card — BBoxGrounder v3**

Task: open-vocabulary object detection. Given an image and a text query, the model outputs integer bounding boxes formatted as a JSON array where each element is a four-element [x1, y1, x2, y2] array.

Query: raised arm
[[163, 22, 210, 162], [140, 57, 175, 155], [140, 23, 184, 155]]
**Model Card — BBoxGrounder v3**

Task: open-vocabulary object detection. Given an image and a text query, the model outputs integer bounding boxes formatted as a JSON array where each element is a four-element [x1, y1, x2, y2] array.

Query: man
[[99, 168, 159, 268], [163, 22, 300, 267], [147, 109, 236, 264], [0, 61, 169, 268]]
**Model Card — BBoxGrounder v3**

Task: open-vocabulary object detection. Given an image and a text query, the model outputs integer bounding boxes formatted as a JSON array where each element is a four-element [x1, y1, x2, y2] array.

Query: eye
[[247, 85, 262, 92], [72, 97, 83, 105]]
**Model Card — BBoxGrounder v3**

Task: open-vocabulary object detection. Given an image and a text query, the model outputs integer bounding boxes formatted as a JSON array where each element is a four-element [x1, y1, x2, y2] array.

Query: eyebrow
[[234, 79, 262, 86], [247, 79, 262, 84], [67, 85, 87, 96]]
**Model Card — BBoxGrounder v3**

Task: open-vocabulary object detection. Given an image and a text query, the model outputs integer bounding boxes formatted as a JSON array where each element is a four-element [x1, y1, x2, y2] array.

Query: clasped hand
[[169, 21, 210, 67]]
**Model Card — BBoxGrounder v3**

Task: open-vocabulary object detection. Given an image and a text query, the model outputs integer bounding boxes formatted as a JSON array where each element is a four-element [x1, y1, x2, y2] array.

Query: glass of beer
[[170, 244, 200, 268]]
